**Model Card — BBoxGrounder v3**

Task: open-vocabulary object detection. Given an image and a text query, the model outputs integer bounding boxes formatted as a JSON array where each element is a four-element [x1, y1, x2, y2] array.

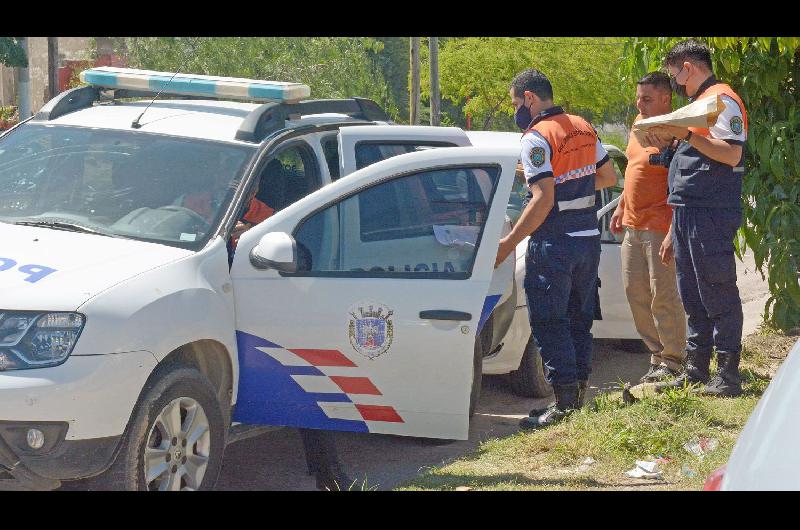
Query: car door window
[[354, 141, 457, 172], [291, 165, 500, 278], [255, 142, 320, 213]]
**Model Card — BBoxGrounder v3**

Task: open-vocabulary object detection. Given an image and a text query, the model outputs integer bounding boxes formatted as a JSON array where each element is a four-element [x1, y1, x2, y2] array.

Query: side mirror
[[249, 232, 297, 272]]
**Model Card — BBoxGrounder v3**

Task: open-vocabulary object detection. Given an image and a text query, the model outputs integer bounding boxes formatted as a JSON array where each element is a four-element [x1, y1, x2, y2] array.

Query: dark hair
[[637, 71, 672, 93], [511, 68, 553, 101], [664, 39, 713, 72]]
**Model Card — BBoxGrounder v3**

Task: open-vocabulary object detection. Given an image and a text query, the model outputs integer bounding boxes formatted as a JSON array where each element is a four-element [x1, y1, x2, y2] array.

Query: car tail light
[[703, 464, 727, 491]]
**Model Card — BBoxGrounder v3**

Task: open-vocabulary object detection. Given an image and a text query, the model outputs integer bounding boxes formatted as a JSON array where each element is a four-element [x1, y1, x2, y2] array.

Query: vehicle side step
[[227, 424, 283, 445]]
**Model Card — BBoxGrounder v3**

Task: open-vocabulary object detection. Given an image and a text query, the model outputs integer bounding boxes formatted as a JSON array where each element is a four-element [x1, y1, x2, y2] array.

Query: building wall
[[0, 65, 17, 107], [6, 37, 93, 113]]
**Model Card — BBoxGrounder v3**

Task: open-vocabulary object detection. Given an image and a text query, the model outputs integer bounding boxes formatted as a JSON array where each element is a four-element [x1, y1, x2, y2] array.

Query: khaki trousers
[[621, 228, 687, 370]]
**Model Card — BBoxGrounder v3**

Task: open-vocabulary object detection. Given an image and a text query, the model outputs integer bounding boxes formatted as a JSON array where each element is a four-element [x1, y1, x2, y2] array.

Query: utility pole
[[47, 37, 59, 99], [429, 37, 440, 126], [18, 38, 30, 119], [410, 37, 420, 125]]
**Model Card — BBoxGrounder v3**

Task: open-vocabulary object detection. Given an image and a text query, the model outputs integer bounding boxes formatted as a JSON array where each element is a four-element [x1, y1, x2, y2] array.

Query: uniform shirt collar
[[529, 105, 565, 128], [690, 75, 719, 102]]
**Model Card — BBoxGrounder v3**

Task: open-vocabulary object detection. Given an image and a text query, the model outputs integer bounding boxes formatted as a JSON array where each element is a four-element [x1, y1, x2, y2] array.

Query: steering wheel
[[155, 205, 211, 232]]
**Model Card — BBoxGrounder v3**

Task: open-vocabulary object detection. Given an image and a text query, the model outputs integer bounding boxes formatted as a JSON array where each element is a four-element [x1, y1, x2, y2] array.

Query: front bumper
[[0, 350, 159, 488], [0, 423, 120, 490]]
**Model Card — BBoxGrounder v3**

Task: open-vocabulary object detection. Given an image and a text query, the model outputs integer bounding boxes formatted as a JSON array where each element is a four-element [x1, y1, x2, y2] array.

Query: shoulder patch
[[730, 115, 744, 135], [530, 146, 546, 167]]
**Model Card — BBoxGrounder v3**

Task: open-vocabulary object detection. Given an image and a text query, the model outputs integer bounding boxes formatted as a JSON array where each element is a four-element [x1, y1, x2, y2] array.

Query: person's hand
[[659, 231, 675, 265], [231, 220, 251, 240], [495, 237, 515, 268], [643, 124, 689, 149], [610, 206, 625, 235]]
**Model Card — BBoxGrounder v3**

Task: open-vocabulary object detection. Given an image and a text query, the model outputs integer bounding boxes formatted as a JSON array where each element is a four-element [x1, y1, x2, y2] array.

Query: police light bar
[[79, 67, 311, 103]]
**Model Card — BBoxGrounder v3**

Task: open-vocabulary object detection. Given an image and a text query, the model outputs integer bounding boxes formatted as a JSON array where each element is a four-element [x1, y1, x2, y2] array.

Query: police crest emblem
[[348, 302, 394, 360], [531, 146, 546, 167], [730, 116, 744, 136]]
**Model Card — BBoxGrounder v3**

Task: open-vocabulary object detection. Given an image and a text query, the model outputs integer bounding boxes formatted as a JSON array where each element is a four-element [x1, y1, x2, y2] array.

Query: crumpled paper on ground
[[631, 94, 725, 145], [684, 437, 720, 460], [624, 460, 663, 480]]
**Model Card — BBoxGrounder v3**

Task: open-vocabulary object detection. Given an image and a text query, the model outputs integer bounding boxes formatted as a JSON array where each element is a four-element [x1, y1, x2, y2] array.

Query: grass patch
[[398, 329, 796, 491]]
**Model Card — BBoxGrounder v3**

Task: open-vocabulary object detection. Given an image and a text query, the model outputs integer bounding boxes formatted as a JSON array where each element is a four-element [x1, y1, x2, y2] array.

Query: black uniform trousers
[[672, 206, 743, 374]]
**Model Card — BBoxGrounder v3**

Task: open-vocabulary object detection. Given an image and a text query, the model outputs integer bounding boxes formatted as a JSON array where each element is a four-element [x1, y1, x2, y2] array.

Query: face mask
[[669, 65, 688, 98], [514, 100, 534, 130], [670, 77, 688, 98]]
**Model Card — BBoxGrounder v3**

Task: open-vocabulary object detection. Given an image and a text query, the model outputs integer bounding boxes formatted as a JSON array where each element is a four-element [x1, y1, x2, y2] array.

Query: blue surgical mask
[[515, 101, 533, 131]]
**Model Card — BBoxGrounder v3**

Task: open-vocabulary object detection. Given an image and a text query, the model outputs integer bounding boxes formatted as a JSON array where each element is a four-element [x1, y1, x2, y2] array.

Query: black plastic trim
[[33, 86, 100, 122], [419, 310, 473, 321], [235, 98, 388, 143]]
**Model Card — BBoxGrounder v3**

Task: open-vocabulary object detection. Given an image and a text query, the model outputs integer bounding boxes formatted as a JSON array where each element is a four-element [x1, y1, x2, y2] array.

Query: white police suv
[[0, 67, 526, 490]]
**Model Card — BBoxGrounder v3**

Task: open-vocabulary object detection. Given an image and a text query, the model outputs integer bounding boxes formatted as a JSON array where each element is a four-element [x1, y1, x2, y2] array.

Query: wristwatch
[[684, 131, 693, 143]]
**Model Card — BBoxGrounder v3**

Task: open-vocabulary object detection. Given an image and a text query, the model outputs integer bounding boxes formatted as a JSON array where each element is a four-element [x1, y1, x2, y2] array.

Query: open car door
[[230, 145, 518, 440], [338, 125, 471, 178]]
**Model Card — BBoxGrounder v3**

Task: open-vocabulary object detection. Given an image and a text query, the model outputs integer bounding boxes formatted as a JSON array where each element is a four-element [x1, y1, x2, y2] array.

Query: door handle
[[419, 310, 472, 321]]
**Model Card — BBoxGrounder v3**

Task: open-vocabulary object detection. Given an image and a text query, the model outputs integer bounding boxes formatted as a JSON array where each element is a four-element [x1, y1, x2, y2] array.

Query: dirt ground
[[213, 250, 776, 491]]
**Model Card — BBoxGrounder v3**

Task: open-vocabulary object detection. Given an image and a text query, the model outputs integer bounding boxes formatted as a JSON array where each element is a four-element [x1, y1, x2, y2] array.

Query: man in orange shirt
[[610, 72, 687, 382]]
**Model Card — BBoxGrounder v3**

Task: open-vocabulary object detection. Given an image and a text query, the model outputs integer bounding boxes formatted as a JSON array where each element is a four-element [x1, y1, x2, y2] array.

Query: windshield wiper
[[13, 219, 115, 237]]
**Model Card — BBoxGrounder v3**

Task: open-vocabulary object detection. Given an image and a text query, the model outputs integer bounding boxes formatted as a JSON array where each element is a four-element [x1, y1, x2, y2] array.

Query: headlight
[[0, 312, 85, 370]]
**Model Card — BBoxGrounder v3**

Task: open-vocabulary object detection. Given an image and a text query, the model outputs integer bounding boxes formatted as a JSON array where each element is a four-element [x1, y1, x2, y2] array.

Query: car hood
[[0, 223, 192, 311]]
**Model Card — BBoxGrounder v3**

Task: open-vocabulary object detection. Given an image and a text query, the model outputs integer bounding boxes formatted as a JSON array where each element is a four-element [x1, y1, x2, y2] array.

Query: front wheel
[[101, 365, 226, 491], [508, 336, 552, 398]]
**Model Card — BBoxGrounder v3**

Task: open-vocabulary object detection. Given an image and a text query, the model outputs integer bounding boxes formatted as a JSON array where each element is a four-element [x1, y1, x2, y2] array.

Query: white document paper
[[433, 225, 481, 248]]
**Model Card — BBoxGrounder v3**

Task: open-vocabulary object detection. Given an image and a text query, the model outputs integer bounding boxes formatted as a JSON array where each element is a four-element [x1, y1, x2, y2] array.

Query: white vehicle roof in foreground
[[722, 337, 800, 490], [45, 100, 355, 144]]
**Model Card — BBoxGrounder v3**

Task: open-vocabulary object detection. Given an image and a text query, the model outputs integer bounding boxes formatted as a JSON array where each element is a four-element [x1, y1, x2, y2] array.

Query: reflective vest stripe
[[554, 163, 597, 185], [558, 194, 596, 211]]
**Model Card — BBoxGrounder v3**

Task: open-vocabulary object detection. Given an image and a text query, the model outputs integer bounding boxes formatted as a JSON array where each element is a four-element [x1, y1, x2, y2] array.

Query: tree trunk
[[429, 37, 440, 126], [410, 37, 420, 125]]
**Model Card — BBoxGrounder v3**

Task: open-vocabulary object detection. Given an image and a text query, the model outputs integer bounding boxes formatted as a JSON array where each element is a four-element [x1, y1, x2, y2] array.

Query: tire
[[509, 336, 553, 398], [469, 332, 483, 418], [100, 364, 226, 491]]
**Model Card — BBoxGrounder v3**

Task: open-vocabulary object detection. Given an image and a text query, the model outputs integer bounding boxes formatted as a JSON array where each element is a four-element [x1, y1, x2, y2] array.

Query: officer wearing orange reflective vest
[[645, 40, 748, 398], [495, 69, 617, 429]]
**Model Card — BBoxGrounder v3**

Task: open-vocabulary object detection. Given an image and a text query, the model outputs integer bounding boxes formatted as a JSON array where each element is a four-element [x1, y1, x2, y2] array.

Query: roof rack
[[31, 86, 390, 143], [234, 97, 389, 143]]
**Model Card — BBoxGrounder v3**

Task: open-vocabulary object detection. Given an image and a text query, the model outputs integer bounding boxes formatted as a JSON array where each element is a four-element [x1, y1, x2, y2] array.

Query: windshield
[[0, 124, 255, 249]]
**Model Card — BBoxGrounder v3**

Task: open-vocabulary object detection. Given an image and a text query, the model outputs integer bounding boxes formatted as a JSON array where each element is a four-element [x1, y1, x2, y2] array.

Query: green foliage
[[621, 37, 800, 331], [118, 37, 397, 119], [419, 37, 632, 131], [0, 37, 27, 67]]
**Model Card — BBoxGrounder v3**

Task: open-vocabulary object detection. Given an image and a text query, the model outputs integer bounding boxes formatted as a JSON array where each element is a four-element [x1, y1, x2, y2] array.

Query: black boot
[[702, 351, 743, 397], [577, 380, 588, 408], [655, 350, 710, 393], [519, 383, 578, 430]]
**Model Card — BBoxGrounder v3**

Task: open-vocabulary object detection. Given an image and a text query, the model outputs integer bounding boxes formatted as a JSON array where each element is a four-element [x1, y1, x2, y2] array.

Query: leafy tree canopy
[[419, 37, 631, 130], [0, 37, 27, 68], [118, 37, 400, 120]]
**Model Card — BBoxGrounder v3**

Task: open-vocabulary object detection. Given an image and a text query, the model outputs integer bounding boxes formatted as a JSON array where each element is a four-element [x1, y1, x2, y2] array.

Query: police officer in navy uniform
[[648, 40, 748, 397], [495, 69, 617, 429]]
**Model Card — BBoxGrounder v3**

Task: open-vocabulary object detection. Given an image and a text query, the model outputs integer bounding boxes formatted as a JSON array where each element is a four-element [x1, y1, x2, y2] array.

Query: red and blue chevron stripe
[[232, 331, 403, 431]]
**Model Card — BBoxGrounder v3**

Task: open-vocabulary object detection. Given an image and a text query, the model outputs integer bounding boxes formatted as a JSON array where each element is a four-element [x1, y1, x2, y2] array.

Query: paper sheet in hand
[[631, 94, 724, 145], [433, 225, 480, 248]]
